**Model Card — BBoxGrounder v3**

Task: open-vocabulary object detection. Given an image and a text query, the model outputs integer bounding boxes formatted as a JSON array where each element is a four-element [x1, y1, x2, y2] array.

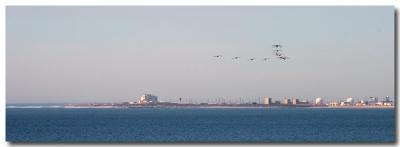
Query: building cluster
[[129, 94, 393, 107], [67, 94, 394, 109], [264, 96, 394, 107], [137, 94, 159, 104], [264, 97, 315, 105], [328, 96, 393, 107]]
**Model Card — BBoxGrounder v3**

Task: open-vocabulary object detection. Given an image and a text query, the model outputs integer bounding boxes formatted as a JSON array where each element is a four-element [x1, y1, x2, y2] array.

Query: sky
[[6, 6, 394, 104]]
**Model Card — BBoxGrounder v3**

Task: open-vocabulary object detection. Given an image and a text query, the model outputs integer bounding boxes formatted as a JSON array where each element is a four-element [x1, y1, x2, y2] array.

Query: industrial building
[[382, 96, 393, 106], [138, 94, 158, 104]]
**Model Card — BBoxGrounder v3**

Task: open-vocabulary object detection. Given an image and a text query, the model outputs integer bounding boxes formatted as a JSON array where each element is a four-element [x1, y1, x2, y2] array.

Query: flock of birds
[[212, 44, 290, 62]]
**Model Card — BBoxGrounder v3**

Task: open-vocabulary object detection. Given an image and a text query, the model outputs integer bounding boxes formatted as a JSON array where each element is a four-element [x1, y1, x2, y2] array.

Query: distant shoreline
[[61, 105, 395, 109], [6, 104, 394, 109], [305, 106, 395, 109]]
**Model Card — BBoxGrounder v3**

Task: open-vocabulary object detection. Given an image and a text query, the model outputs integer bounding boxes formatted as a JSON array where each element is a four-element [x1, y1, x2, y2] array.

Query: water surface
[[6, 107, 395, 142]]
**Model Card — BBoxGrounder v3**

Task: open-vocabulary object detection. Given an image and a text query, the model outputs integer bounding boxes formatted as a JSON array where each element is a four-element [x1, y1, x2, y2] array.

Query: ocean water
[[6, 107, 395, 142]]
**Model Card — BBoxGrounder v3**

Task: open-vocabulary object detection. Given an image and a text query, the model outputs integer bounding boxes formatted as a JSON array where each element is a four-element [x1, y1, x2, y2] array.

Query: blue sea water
[[6, 107, 395, 142]]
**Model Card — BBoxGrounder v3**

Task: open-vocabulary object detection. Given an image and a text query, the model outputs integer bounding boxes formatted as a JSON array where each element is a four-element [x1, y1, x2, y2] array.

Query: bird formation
[[212, 44, 289, 62], [272, 44, 289, 60]]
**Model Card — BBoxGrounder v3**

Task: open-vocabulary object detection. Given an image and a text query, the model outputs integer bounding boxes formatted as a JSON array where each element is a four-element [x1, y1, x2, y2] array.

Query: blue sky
[[6, 6, 394, 103]]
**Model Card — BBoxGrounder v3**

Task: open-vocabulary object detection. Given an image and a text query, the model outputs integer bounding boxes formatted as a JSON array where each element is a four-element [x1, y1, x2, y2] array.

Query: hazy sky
[[6, 6, 394, 103]]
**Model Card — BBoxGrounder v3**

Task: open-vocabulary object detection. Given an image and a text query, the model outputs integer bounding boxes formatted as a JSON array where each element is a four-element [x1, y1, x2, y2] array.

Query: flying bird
[[249, 58, 256, 61], [278, 56, 289, 60], [213, 55, 222, 58], [272, 44, 283, 48], [273, 49, 282, 52], [273, 50, 283, 56], [232, 57, 240, 60]]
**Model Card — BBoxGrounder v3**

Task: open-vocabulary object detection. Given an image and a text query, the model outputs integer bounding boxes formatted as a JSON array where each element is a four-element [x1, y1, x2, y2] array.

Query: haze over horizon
[[6, 6, 394, 104]]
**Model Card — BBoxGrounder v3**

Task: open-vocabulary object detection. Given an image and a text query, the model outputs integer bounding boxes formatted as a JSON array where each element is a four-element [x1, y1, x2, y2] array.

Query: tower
[[264, 97, 272, 105]]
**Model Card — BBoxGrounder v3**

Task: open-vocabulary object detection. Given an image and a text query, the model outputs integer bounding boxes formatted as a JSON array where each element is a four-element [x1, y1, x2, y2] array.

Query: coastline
[[61, 105, 395, 109], [6, 104, 395, 109], [306, 106, 395, 109]]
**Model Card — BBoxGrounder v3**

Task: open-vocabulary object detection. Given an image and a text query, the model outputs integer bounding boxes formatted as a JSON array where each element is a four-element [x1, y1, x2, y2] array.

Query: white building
[[299, 99, 309, 104], [292, 97, 298, 105], [368, 97, 378, 106], [138, 94, 158, 104], [264, 97, 272, 105], [283, 97, 291, 105], [369, 97, 378, 103], [315, 97, 323, 105], [346, 97, 354, 104]]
